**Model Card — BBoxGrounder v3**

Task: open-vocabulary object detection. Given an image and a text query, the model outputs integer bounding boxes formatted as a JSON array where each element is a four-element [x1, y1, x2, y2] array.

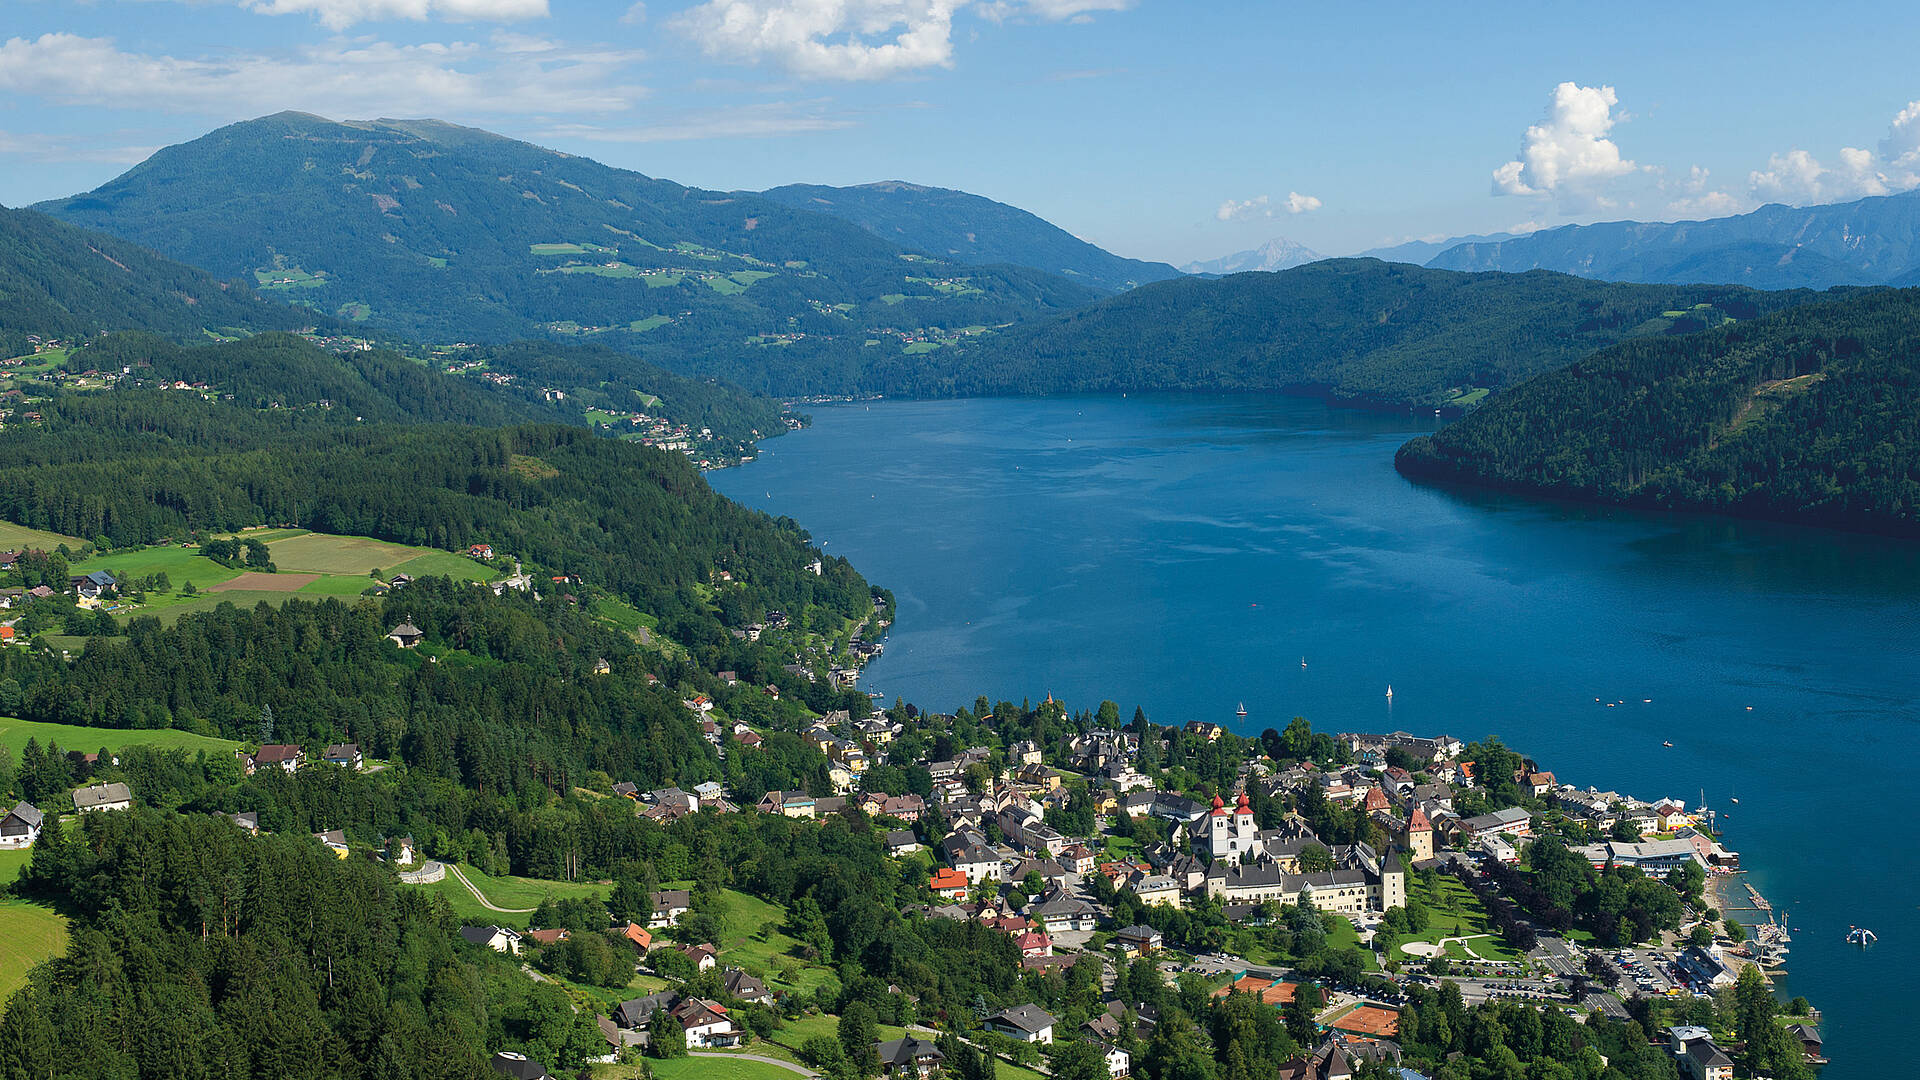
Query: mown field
[[0, 716, 239, 759], [0, 521, 84, 551], [0, 848, 68, 1007]]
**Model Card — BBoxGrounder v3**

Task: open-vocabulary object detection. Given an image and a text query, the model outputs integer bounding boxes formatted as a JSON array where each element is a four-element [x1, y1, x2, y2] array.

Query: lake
[[710, 393, 1919, 1073]]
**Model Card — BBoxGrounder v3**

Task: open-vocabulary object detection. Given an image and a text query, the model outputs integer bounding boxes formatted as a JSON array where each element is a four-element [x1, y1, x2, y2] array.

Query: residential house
[[1667, 1027, 1734, 1080], [930, 867, 970, 899], [886, 829, 922, 856], [69, 570, 117, 600], [468, 543, 495, 560], [671, 997, 740, 1048], [243, 744, 304, 775], [387, 619, 425, 648], [525, 928, 570, 947], [613, 990, 679, 1031], [322, 743, 362, 770], [0, 802, 42, 848], [1523, 771, 1557, 797], [757, 790, 817, 818], [1455, 806, 1532, 841], [1099, 1044, 1133, 1078], [723, 967, 771, 1005], [1112, 925, 1163, 957], [983, 1004, 1056, 1045], [72, 781, 133, 813], [1030, 892, 1100, 934], [612, 781, 641, 800], [215, 810, 260, 834], [460, 925, 523, 955], [621, 923, 654, 952], [876, 1035, 945, 1078], [952, 844, 1006, 885], [1015, 931, 1054, 958], [313, 829, 350, 858], [679, 943, 719, 972], [648, 890, 692, 930]]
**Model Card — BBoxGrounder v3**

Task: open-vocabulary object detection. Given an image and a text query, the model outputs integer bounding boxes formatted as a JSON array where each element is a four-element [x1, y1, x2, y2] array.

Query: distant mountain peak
[[1180, 236, 1325, 276]]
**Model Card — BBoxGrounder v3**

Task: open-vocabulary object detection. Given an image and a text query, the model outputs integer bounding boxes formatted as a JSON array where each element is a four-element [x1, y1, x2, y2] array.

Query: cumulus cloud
[[243, 0, 549, 30], [1665, 164, 1749, 218], [1878, 99, 1920, 189], [1215, 195, 1268, 221], [1282, 191, 1322, 214], [1215, 191, 1319, 222], [675, 0, 963, 81], [0, 32, 645, 117], [1748, 146, 1886, 204], [1492, 82, 1637, 211]]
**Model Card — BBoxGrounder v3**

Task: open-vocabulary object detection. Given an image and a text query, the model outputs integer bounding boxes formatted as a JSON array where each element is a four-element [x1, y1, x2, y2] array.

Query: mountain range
[[34, 112, 1096, 394], [1180, 236, 1325, 275], [1424, 191, 1920, 289], [758, 180, 1182, 293], [884, 259, 1817, 406]]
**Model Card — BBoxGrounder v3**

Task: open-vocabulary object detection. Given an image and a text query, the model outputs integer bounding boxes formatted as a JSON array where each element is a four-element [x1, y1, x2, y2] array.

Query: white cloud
[[977, 0, 1133, 20], [0, 32, 645, 117], [243, 0, 549, 31], [620, 1, 648, 24], [1506, 220, 1548, 235], [539, 100, 856, 142], [1282, 191, 1321, 214], [0, 130, 160, 166], [1665, 164, 1748, 218], [1878, 99, 1920, 189], [1215, 194, 1268, 221], [675, 0, 963, 81], [1492, 82, 1637, 211], [1748, 146, 1886, 204]]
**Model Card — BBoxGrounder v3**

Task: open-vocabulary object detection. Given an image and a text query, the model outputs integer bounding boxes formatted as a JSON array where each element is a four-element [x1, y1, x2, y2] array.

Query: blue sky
[[5, 0, 1920, 265]]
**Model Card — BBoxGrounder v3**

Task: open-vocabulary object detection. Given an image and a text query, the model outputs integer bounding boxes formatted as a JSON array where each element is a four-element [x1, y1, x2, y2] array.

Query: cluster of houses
[[236, 742, 364, 775]]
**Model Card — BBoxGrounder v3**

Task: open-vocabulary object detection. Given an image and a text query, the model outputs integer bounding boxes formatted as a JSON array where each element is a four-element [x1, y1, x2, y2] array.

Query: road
[[447, 863, 537, 914]]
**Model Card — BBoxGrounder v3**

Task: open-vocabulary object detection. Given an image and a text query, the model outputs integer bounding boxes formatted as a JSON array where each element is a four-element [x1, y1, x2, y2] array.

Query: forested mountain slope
[[760, 180, 1182, 292], [894, 259, 1819, 407], [1428, 190, 1920, 289], [1395, 288, 1920, 534], [36, 112, 1096, 394], [0, 205, 314, 358]]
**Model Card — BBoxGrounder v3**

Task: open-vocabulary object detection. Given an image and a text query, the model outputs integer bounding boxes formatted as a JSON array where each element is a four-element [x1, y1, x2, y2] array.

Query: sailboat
[[1300, 657, 1307, 669], [1385, 685, 1394, 701], [1729, 785, 1739, 805], [1236, 702, 1248, 717]]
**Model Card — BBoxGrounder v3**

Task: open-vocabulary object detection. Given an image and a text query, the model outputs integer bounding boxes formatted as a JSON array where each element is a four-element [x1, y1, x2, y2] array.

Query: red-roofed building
[[1014, 931, 1053, 958], [930, 868, 969, 898]]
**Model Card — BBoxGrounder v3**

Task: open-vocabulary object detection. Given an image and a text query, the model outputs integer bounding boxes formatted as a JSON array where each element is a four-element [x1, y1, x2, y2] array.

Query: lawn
[[391, 551, 496, 581], [0, 520, 84, 550], [530, 243, 591, 255], [0, 716, 238, 759], [124, 590, 316, 626], [595, 1058, 804, 1080], [298, 575, 385, 597], [71, 544, 240, 586], [414, 863, 608, 928], [705, 889, 836, 994], [0, 902, 68, 1007], [630, 316, 672, 333]]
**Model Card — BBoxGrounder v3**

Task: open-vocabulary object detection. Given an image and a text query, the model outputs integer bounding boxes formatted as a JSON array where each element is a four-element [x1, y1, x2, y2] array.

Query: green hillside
[[1395, 287, 1920, 534], [0, 204, 314, 359], [37, 112, 1097, 394], [891, 259, 1822, 407], [760, 180, 1183, 292]]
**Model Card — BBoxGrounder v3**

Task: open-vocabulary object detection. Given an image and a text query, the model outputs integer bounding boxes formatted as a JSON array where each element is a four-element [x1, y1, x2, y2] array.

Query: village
[[11, 675, 1814, 1080]]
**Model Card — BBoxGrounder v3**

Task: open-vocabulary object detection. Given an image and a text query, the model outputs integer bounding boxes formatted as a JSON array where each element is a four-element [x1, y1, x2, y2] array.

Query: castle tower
[[1404, 806, 1434, 862]]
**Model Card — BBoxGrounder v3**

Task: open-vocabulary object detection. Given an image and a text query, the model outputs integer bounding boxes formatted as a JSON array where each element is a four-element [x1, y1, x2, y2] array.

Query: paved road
[[692, 1052, 816, 1076], [448, 864, 536, 914]]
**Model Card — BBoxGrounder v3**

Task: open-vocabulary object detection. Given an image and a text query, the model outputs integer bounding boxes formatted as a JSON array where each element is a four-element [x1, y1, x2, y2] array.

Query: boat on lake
[[1385, 685, 1394, 700], [1236, 702, 1247, 717]]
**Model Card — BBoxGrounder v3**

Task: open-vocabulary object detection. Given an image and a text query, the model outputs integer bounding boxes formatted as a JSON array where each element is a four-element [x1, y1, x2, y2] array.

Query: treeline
[[0, 205, 315, 356], [0, 404, 868, 627], [0, 809, 602, 1079], [0, 578, 874, 803], [876, 260, 1818, 406], [1396, 286, 1920, 534]]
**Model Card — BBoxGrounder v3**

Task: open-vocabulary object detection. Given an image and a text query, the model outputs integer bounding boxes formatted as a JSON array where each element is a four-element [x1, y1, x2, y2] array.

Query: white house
[[72, 782, 133, 813], [983, 1004, 1055, 1045], [460, 925, 523, 955], [0, 802, 42, 848]]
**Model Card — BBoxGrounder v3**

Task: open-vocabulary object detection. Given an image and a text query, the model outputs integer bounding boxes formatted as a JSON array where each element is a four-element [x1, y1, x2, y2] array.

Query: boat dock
[[1745, 883, 1772, 913]]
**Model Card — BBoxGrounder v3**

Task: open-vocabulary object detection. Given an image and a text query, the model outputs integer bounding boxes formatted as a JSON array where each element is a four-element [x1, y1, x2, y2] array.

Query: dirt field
[[208, 572, 319, 593]]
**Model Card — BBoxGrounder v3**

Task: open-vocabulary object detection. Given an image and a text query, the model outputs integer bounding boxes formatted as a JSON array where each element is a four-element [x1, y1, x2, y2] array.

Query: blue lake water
[[710, 394, 1920, 1073]]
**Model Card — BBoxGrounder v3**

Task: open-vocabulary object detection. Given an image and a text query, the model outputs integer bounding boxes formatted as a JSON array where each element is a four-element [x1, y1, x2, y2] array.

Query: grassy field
[[268, 532, 430, 575], [71, 544, 240, 586], [0, 903, 67, 1007], [413, 863, 608, 928], [595, 1057, 804, 1080], [630, 316, 672, 333], [0, 521, 84, 550], [391, 551, 495, 581], [0, 716, 239, 759]]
